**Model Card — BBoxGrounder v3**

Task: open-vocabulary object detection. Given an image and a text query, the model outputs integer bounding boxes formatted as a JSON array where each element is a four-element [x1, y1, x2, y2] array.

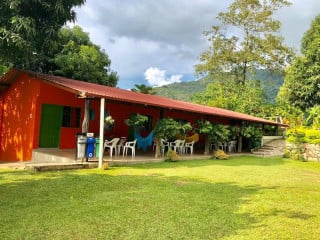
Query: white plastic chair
[[170, 140, 185, 154], [170, 140, 181, 153], [160, 138, 169, 156], [178, 140, 186, 155], [218, 142, 227, 152], [184, 141, 195, 154], [104, 138, 120, 157], [116, 137, 127, 155], [227, 140, 237, 152], [123, 139, 137, 157]]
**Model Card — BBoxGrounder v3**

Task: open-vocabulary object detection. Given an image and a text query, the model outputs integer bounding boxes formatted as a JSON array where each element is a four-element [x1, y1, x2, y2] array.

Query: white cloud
[[74, 0, 320, 89], [144, 67, 183, 87]]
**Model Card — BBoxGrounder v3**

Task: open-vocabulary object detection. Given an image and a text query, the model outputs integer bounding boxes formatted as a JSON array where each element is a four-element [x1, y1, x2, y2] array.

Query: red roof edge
[[1, 69, 289, 127]]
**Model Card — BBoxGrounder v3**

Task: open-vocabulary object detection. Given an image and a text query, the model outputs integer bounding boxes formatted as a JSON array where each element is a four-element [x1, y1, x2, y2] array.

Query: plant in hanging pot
[[125, 114, 148, 131], [104, 115, 115, 131]]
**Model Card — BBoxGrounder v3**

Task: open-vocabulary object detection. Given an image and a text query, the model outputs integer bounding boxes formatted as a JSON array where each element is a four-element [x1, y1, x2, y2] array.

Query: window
[[62, 106, 81, 128], [90, 109, 95, 120]]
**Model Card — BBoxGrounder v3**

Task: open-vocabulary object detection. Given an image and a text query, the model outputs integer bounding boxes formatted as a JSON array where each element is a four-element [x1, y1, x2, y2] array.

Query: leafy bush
[[154, 118, 192, 140], [125, 114, 148, 129], [305, 129, 320, 144], [286, 128, 306, 143], [197, 120, 230, 143], [241, 125, 263, 148], [153, 118, 192, 157], [286, 127, 320, 144], [284, 143, 305, 161], [304, 106, 320, 129], [197, 120, 213, 134]]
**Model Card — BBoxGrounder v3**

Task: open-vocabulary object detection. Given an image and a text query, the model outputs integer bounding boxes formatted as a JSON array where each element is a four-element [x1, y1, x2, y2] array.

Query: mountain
[[154, 79, 208, 101], [154, 70, 283, 103]]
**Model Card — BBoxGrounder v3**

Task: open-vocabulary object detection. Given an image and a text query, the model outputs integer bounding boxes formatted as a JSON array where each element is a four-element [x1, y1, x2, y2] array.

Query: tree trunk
[[154, 138, 161, 158], [204, 134, 210, 155]]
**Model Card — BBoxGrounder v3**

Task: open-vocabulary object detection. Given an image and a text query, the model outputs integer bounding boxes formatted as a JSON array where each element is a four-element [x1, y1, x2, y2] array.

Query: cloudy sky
[[74, 0, 320, 89]]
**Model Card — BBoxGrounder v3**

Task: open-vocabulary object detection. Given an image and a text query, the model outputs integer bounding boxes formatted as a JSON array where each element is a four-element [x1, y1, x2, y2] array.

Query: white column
[[98, 98, 105, 169]]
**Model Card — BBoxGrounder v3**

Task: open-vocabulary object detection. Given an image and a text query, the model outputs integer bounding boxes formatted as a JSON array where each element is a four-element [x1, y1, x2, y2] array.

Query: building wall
[[35, 80, 85, 149], [0, 73, 39, 161], [0, 74, 228, 162], [104, 102, 161, 139], [0, 74, 88, 161]]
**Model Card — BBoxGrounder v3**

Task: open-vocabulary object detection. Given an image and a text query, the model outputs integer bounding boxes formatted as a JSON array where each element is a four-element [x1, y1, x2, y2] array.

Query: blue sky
[[74, 0, 320, 89]]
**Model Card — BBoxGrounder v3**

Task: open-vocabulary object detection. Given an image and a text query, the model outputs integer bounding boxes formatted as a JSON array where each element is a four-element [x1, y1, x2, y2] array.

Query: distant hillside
[[154, 79, 208, 101], [154, 70, 283, 103]]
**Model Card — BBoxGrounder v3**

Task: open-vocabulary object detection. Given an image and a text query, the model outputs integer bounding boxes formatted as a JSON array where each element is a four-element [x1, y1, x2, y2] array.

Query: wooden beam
[[98, 98, 105, 169]]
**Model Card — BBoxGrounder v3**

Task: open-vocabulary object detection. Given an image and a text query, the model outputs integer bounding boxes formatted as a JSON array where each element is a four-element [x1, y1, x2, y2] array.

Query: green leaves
[[197, 120, 230, 143], [126, 114, 148, 128], [131, 84, 155, 94], [53, 26, 118, 86], [192, 78, 267, 116], [280, 15, 320, 111], [197, 120, 213, 134], [153, 118, 192, 140], [0, 0, 85, 70], [195, 0, 294, 85]]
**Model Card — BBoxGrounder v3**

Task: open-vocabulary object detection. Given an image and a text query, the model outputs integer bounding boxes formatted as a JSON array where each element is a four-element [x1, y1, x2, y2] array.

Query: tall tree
[[278, 15, 320, 111], [54, 26, 118, 86], [195, 0, 294, 85], [0, 0, 85, 72], [192, 78, 267, 115]]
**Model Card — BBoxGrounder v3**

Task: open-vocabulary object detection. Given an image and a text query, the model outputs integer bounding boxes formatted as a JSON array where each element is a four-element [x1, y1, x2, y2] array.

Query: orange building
[[0, 69, 283, 162]]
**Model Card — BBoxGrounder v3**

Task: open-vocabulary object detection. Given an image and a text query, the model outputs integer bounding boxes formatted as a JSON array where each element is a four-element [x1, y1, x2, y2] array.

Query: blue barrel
[[86, 137, 96, 158]]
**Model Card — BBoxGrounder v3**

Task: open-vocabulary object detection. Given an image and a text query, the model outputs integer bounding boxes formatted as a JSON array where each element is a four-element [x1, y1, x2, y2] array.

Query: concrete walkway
[[1, 142, 285, 171], [0, 148, 213, 171]]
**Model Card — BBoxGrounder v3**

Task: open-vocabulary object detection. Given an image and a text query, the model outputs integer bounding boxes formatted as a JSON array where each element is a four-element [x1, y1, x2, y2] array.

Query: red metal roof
[[2, 69, 286, 126]]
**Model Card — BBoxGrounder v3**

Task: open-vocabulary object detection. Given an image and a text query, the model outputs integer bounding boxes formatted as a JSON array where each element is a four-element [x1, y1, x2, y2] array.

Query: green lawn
[[1, 156, 320, 239]]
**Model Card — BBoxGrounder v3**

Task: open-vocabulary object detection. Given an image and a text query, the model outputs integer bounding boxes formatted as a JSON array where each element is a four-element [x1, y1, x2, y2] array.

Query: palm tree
[[131, 84, 155, 95]]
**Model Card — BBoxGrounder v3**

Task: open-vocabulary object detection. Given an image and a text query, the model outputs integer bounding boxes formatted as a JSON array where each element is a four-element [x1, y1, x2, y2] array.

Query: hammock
[[186, 133, 199, 143], [134, 131, 154, 152]]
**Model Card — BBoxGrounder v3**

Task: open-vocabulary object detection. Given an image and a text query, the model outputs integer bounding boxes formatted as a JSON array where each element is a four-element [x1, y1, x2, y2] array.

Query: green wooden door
[[39, 104, 63, 147]]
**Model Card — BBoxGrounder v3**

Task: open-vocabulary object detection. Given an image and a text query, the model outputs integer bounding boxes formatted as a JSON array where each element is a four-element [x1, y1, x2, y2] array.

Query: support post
[[98, 98, 105, 169], [238, 136, 242, 153], [82, 99, 90, 133]]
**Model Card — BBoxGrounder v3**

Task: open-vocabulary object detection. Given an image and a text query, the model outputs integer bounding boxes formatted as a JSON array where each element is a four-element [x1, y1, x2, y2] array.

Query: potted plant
[[104, 115, 115, 131], [125, 114, 148, 131]]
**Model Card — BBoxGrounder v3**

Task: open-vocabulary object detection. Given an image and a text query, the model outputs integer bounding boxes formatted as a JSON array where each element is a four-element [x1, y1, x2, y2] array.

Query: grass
[[1, 155, 320, 239]]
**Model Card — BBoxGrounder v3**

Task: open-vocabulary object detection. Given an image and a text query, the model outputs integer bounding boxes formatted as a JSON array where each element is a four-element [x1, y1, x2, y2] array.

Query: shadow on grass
[[127, 155, 287, 170], [0, 169, 277, 239], [258, 208, 317, 220]]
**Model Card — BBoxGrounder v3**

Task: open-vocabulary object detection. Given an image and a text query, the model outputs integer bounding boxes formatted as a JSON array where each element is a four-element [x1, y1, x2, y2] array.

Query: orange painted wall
[[34, 81, 85, 149], [0, 73, 39, 161]]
